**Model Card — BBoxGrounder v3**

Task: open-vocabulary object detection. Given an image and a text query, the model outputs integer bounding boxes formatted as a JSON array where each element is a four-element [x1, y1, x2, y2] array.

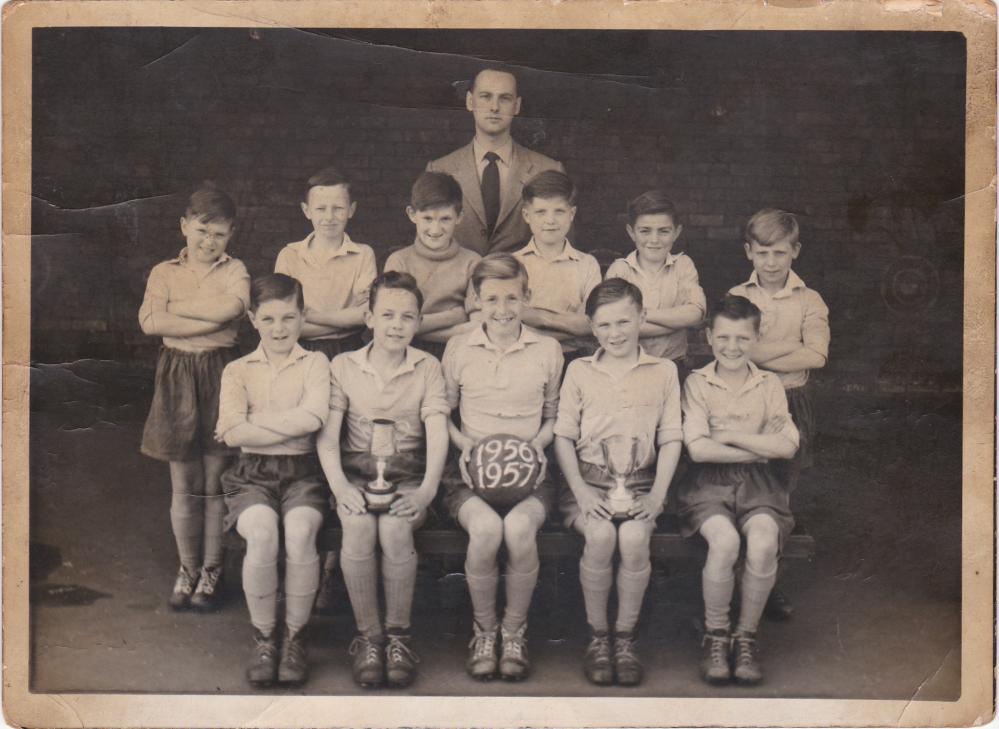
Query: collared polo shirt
[[443, 324, 563, 443], [216, 344, 331, 455], [554, 348, 682, 470], [606, 251, 706, 361], [513, 238, 602, 315], [329, 343, 450, 454], [681, 360, 799, 452], [729, 270, 830, 389], [138, 249, 250, 353], [274, 232, 377, 340], [383, 239, 480, 316]]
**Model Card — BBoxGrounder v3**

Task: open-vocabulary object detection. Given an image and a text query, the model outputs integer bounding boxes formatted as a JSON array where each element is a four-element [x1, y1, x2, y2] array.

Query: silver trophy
[[365, 418, 399, 512], [600, 435, 641, 520]]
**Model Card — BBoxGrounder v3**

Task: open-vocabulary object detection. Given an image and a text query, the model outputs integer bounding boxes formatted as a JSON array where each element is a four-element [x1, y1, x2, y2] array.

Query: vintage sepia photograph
[[4, 1, 995, 727]]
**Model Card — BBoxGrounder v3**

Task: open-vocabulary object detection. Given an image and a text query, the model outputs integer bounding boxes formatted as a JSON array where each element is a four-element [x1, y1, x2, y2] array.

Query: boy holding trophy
[[554, 278, 682, 687]]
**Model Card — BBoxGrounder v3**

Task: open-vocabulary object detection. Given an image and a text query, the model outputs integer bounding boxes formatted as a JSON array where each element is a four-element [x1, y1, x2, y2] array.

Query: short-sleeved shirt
[[329, 343, 450, 454], [443, 324, 564, 443], [513, 238, 602, 315], [605, 251, 706, 361], [681, 361, 800, 454], [729, 270, 830, 389], [274, 232, 377, 341], [554, 348, 682, 470], [138, 249, 250, 353], [383, 239, 480, 316], [216, 344, 331, 455]]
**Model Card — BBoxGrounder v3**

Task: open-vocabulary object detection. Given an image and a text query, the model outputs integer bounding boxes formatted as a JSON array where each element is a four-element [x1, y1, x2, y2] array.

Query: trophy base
[[365, 484, 398, 512], [607, 497, 634, 522]]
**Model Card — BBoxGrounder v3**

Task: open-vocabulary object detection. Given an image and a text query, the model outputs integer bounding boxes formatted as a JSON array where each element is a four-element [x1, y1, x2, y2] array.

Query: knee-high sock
[[284, 556, 320, 635], [614, 563, 651, 634], [501, 564, 539, 632], [464, 562, 499, 631], [383, 550, 418, 631], [340, 550, 382, 638], [170, 492, 203, 572], [579, 560, 613, 632], [736, 564, 777, 634], [202, 493, 225, 569], [702, 566, 735, 632], [242, 558, 279, 636]]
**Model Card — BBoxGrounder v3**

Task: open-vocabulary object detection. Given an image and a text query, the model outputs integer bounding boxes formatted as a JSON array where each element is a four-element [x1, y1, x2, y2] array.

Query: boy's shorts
[[300, 332, 365, 361], [141, 345, 239, 462], [773, 384, 816, 493], [221, 452, 329, 531], [439, 452, 557, 523], [674, 462, 795, 549], [559, 462, 655, 530], [338, 450, 434, 528]]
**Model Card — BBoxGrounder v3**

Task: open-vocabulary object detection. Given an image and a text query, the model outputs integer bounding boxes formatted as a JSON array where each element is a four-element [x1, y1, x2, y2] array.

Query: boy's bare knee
[[617, 520, 652, 564], [462, 505, 504, 556], [503, 509, 541, 545], [339, 511, 378, 553], [378, 515, 415, 558], [581, 518, 617, 563], [701, 517, 741, 567], [238, 508, 280, 560], [283, 509, 321, 560], [742, 515, 780, 572]]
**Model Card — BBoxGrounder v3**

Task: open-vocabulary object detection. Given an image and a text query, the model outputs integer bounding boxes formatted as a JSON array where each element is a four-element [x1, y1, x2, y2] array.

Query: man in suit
[[428, 67, 565, 256]]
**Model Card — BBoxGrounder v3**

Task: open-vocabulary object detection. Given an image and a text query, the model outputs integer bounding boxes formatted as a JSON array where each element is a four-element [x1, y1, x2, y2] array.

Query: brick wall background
[[31, 29, 965, 433]]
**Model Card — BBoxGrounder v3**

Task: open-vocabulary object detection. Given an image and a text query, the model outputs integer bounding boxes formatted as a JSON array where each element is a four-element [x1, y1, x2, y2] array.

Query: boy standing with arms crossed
[[729, 209, 829, 618], [554, 279, 682, 687], [216, 274, 331, 687], [139, 186, 249, 611]]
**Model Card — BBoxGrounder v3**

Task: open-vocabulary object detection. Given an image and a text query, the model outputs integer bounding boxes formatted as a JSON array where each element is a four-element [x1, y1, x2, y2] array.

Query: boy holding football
[[441, 253, 564, 681], [554, 278, 682, 686]]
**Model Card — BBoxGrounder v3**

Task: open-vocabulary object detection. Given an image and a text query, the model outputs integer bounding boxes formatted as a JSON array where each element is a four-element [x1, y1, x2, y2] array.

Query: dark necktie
[[481, 151, 501, 236]]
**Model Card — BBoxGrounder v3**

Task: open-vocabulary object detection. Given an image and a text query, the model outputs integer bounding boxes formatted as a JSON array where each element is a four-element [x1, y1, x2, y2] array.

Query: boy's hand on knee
[[578, 485, 612, 521], [629, 493, 663, 522], [389, 491, 429, 522], [529, 440, 548, 487], [336, 484, 368, 515]]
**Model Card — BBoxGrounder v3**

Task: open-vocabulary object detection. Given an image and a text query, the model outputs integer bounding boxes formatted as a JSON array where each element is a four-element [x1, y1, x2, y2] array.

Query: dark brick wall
[[31, 29, 965, 428]]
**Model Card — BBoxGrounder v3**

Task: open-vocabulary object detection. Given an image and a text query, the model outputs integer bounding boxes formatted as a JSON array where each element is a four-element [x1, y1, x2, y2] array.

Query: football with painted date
[[468, 434, 542, 508]]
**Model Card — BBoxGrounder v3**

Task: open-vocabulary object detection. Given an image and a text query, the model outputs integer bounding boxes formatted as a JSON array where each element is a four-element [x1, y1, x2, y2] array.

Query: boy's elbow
[[686, 440, 709, 462], [778, 439, 798, 460]]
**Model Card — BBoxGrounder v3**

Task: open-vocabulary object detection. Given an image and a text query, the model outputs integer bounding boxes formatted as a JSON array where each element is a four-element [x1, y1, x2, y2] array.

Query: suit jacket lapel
[[453, 143, 486, 226], [497, 143, 534, 229]]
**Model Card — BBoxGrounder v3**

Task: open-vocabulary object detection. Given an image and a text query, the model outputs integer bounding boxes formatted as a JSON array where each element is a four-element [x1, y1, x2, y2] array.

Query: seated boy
[[138, 185, 249, 611], [512, 170, 601, 360], [554, 278, 682, 687], [384, 171, 481, 360], [317, 271, 450, 689], [729, 208, 829, 618], [605, 190, 706, 380], [677, 295, 799, 685], [441, 254, 563, 681], [275, 165, 377, 360], [215, 274, 331, 687]]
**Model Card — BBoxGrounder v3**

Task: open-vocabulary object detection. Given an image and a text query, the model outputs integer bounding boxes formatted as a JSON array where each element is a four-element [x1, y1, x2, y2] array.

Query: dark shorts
[[221, 452, 329, 531], [772, 385, 816, 492], [299, 332, 365, 361], [559, 462, 655, 530], [439, 451, 557, 522], [674, 462, 795, 549], [141, 346, 239, 462], [338, 450, 433, 526]]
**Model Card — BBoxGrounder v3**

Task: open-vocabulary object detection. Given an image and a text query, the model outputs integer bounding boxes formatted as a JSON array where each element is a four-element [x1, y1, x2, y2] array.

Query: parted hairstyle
[[410, 171, 463, 213], [470, 65, 520, 94], [627, 190, 681, 227], [707, 295, 762, 332], [303, 166, 352, 203], [585, 277, 644, 319], [470, 253, 529, 296], [250, 273, 304, 313], [184, 184, 236, 223], [522, 170, 577, 206], [368, 270, 425, 313], [745, 208, 800, 248]]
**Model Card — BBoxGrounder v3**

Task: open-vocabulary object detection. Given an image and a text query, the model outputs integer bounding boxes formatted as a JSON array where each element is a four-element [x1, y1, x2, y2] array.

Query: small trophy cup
[[600, 435, 641, 520], [365, 418, 399, 512]]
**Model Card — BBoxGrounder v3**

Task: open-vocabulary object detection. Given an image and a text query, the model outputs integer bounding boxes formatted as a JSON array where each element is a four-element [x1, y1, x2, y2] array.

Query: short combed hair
[[185, 185, 236, 223], [470, 66, 519, 95], [250, 273, 304, 313], [410, 171, 463, 213], [707, 295, 762, 332], [522, 170, 577, 206], [470, 253, 529, 295], [627, 190, 681, 227], [745, 208, 800, 248], [368, 270, 424, 313], [585, 277, 644, 319], [303, 166, 352, 203]]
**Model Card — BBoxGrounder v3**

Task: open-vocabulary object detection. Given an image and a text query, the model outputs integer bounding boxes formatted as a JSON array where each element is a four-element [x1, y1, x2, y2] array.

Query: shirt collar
[[245, 342, 311, 371], [170, 248, 233, 270], [467, 322, 541, 353], [623, 249, 679, 275], [582, 346, 661, 376], [347, 342, 427, 380], [744, 269, 806, 299], [520, 237, 581, 262], [289, 232, 362, 263], [695, 359, 768, 393], [473, 138, 513, 167]]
